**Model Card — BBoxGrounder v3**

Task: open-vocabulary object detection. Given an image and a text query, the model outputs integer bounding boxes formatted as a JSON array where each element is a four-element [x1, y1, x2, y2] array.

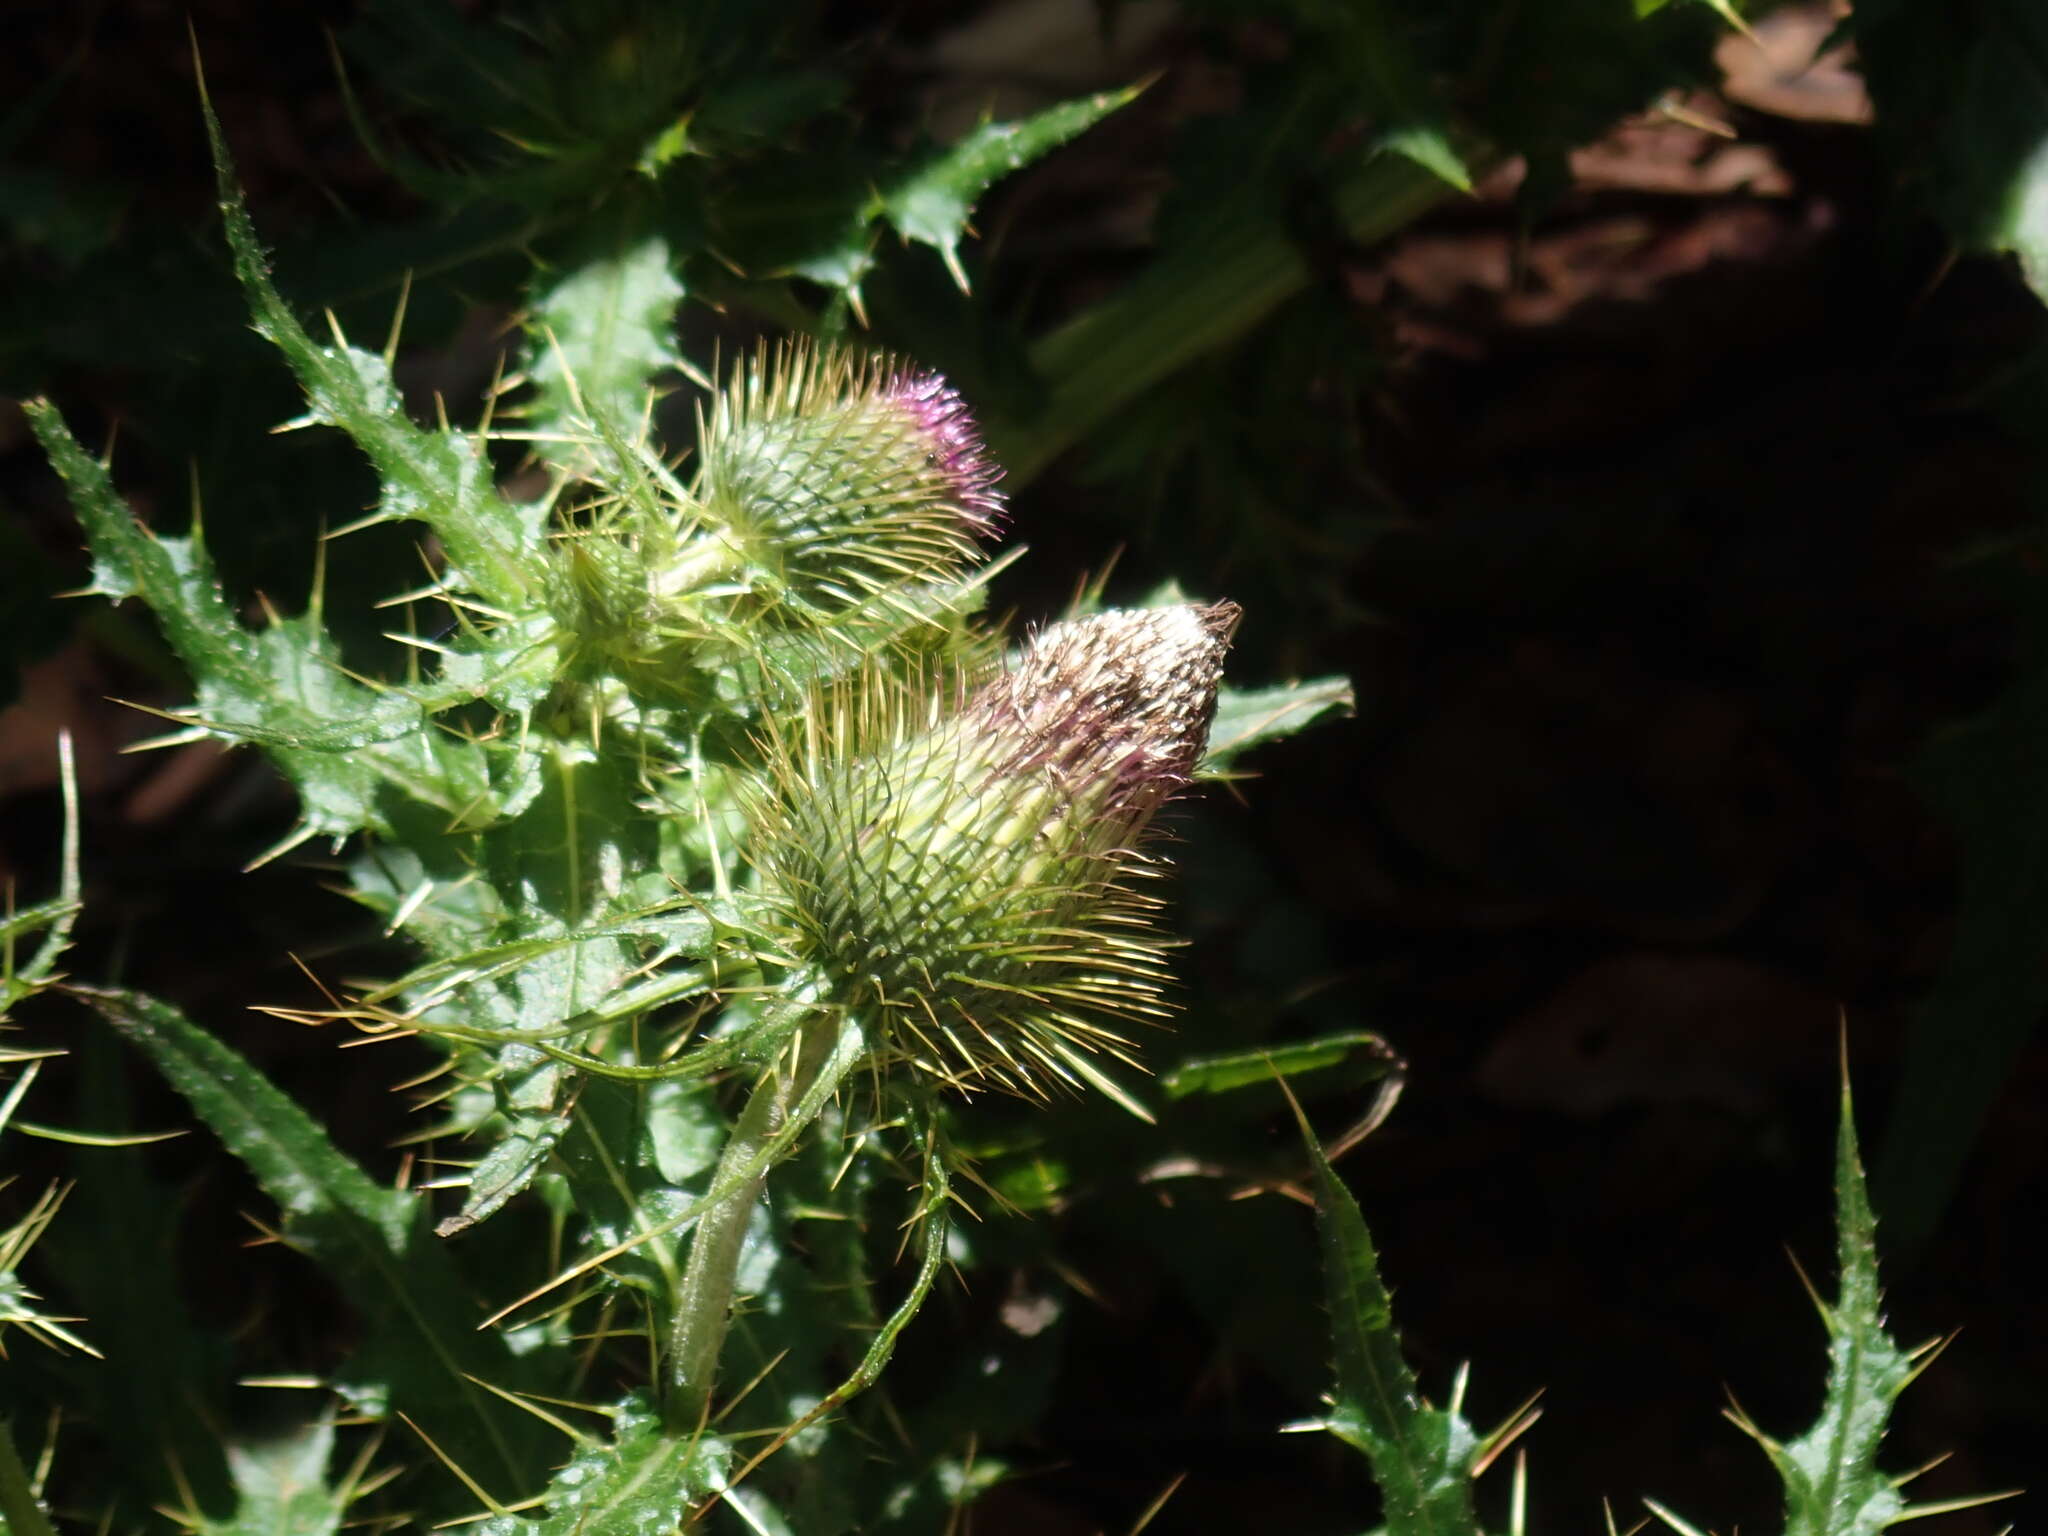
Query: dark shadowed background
[[2, 1, 2043, 1531]]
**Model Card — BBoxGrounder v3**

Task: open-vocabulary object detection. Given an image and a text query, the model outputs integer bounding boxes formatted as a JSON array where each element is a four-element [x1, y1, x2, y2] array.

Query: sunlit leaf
[[1163, 1031, 1395, 1099], [1201, 677, 1355, 775], [884, 85, 1142, 291], [528, 235, 686, 442]]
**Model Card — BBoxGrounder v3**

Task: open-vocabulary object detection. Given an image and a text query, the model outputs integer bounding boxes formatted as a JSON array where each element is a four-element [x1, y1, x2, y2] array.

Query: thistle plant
[[8, 79, 1338, 1529]]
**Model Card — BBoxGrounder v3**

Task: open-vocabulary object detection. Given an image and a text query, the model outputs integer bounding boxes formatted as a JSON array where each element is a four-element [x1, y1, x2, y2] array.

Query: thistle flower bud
[[666, 342, 1003, 622], [761, 602, 1239, 1097]]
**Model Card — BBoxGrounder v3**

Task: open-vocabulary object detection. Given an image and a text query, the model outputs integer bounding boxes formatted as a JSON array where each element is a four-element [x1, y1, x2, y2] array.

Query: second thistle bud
[[547, 341, 1005, 696], [760, 603, 1239, 1097], [665, 342, 1003, 623]]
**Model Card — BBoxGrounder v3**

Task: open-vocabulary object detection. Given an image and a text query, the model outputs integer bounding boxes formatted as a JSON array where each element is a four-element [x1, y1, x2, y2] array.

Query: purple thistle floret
[[676, 344, 1006, 630], [885, 370, 1007, 540]]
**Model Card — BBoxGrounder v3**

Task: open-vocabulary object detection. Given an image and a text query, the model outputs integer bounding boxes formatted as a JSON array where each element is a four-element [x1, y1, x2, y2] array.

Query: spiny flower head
[[545, 340, 1002, 696], [758, 602, 1239, 1099], [678, 340, 1004, 623]]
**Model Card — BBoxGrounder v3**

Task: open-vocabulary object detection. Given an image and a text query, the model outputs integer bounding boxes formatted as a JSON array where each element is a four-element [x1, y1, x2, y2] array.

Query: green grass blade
[[76, 985, 547, 1503], [1291, 1098, 1482, 1536], [39, 1027, 235, 1517]]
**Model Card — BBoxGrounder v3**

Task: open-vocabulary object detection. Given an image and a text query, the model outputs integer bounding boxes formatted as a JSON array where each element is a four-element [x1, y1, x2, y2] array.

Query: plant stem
[[664, 1011, 848, 1431], [992, 146, 1492, 489]]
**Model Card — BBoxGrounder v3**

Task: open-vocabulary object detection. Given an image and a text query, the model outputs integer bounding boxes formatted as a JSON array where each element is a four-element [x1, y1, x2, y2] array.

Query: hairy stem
[[664, 1009, 849, 1430]]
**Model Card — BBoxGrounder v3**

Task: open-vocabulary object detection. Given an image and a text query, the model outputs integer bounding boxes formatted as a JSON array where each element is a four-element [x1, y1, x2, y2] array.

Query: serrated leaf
[[713, 147, 879, 300], [440, 1104, 577, 1236], [1768, 1072, 1915, 1536], [1164, 1031, 1396, 1099], [528, 235, 686, 442], [884, 85, 1140, 291], [474, 1394, 720, 1536], [77, 986, 547, 1500], [199, 85, 547, 611], [30, 400, 517, 841], [25, 399, 425, 839], [198, 1422, 350, 1536], [1292, 1100, 1481, 1536], [1200, 676, 1354, 774]]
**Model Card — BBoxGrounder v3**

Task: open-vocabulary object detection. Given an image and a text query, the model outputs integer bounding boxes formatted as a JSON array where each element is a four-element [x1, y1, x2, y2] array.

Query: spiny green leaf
[[474, 1394, 722, 1536], [198, 1422, 351, 1536], [1768, 1070, 1915, 1536], [528, 235, 686, 444], [32, 392, 519, 839], [884, 85, 1141, 292], [77, 986, 547, 1500], [199, 81, 548, 611], [1292, 1098, 1482, 1536], [1201, 676, 1354, 775], [24, 398, 428, 839]]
